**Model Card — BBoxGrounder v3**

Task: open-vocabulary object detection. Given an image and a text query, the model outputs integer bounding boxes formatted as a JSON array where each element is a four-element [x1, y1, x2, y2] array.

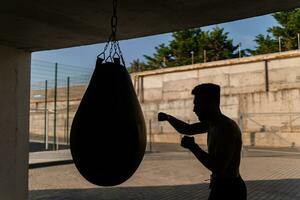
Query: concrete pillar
[[0, 45, 30, 200]]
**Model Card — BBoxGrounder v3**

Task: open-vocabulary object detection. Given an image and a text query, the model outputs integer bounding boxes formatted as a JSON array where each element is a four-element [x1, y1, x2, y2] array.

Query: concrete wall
[[30, 50, 300, 148], [131, 51, 300, 147], [30, 98, 80, 143], [0, 45, 30, 200]]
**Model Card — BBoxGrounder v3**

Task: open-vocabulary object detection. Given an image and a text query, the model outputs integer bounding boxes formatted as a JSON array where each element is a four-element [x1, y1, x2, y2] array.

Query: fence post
[[45, 110, 49, 150], [238, 43, 242, 58], [141, 76, 144, 103], [190, 51, 194, 64], [149, 119, 152, 152], [44, 80, 48, 150], [238, 113, 244, 132], [53, 63, 58, 150], [239, 113, 245, 154], [298, 33, 300, 50], [278, 36, 282, 52], [66, 76, 70, 145]]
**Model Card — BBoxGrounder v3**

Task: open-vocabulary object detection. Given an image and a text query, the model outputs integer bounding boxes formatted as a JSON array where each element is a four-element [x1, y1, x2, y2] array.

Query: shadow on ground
[[30, 179, 300, 200]]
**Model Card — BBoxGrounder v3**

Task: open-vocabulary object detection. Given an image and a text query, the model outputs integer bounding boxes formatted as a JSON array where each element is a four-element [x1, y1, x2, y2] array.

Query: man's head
[[192, 83, 221, 121]]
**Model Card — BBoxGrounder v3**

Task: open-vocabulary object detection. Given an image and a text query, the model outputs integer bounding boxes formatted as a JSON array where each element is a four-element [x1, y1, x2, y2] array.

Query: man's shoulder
[[218, 115, 241, 135], [218, 115, 237, 126]]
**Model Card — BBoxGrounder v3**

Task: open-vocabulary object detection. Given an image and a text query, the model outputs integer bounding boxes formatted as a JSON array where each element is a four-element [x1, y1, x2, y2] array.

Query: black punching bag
[[70, 58, 146, 186]]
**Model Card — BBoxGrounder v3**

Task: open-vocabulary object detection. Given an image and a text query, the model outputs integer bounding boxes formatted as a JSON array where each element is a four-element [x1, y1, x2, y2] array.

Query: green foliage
[[133, 27, 241, 71], [127, 59, 147, 73], [248, 34, 278, 55], [129, 8, 300, 72], [250, 8, 300, 55], [168, 28, 201, 66], [143, 43, 172, 69], [201, 27, 240, 61]]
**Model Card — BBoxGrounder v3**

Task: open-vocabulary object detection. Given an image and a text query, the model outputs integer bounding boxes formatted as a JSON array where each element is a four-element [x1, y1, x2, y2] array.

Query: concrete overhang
[[1, 1, 300, 52]]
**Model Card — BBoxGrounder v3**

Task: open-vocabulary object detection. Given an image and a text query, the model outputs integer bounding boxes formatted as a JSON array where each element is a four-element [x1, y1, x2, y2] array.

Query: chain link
[[111, 0, 118, 40], [97, 0, 125, 66]]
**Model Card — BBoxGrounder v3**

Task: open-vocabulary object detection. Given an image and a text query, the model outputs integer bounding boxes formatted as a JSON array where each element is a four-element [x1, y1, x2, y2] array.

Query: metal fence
[[30, 60, 94, 150], [30, 59, 300, 151], [30, 59, 158, 152]]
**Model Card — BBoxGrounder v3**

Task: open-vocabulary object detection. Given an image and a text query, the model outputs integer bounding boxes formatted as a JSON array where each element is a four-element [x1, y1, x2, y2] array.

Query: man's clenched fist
[[158, 112, 169, 121], [181, 136, 196, 149]]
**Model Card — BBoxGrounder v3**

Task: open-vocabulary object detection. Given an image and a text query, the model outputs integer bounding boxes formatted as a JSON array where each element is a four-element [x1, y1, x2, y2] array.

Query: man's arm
[[190, 143, 215, 171], [158, 112, 208, 135], [181, 136, 215, 171], [181, 126, 237, 175]]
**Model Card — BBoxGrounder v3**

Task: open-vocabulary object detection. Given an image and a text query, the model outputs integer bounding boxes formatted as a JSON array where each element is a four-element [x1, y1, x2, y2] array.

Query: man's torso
[[207, 115, 242, 178]]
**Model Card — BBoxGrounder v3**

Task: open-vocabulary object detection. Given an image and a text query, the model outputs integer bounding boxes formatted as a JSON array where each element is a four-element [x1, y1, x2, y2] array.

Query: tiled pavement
[[29, 152, 300, 200]]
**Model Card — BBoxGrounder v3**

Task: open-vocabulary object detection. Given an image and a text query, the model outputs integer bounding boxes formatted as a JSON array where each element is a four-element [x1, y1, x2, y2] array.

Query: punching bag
[[70, 58, 146, 186]]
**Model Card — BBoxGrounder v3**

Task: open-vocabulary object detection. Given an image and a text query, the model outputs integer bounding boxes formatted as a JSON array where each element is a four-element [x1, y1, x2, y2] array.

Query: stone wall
[[30, 50, 300, 147], [131, 50, 300, 147]]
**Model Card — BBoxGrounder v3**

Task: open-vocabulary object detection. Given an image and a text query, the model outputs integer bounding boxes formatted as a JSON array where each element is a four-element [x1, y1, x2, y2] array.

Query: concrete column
[[0, 45, 30, 200]]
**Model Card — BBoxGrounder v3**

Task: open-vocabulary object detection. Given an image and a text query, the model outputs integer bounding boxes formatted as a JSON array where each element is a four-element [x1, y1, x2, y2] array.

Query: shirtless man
[[158, 83, 247, 200]]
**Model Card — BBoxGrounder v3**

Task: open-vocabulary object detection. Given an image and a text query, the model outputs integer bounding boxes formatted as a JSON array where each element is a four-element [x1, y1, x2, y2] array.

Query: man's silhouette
[[158, 83, 247, 200]]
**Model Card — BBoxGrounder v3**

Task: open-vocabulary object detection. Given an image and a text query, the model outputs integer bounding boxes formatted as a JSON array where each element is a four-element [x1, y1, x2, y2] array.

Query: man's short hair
[[191, 83, 220, 106]]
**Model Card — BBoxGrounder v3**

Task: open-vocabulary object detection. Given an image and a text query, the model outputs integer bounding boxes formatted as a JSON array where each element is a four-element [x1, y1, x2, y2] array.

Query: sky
[[32, 14, 278, 68]]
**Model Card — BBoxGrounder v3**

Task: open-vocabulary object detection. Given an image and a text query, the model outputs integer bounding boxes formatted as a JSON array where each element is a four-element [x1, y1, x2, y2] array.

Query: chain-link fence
[[30, 59, 159, 152], [30, 59, 300, 152], [30, 60, 94, 150]]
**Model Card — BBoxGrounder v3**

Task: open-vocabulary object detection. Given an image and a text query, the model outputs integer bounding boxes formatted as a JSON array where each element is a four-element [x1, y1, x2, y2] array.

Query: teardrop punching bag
[[70, 58, 146, 186]]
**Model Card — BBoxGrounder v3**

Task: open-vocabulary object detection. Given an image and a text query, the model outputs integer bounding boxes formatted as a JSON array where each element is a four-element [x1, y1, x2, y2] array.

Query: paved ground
[[29, 151, 300, 200], [30, 141, 69, 153], [28, 144, 300, 165]]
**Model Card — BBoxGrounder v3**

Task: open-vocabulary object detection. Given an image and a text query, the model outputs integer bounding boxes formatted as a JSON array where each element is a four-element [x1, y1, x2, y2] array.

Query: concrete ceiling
[[1, 0, 300, 52]]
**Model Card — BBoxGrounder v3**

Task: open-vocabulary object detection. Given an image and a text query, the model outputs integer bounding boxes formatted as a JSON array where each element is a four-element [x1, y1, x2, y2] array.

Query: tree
[[248, 34, 278, 55], [250, 8, 300, 55], [201, 26, 240, 61], [127, 59, 147, 73], [143, 43, 173, 69], [168, 28, 201, 66], [270, 9, 300, 50], [143, 27, 241, 69]]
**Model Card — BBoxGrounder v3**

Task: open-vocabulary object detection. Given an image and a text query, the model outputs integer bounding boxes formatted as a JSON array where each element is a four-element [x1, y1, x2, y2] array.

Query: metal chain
[[116, 40, 125, 65], [111, 0, 118, 41], [97, 34, 112, 60], [97, 0, 125, 66]]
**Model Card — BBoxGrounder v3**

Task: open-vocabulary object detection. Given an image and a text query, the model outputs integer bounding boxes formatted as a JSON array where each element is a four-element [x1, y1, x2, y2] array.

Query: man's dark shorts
[[208, 176, 247, 200]]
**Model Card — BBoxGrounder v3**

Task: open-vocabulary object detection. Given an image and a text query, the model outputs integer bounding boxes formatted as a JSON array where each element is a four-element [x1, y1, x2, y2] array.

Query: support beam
[[0, 45, 30, 200], [1, 0, 300, 51]]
